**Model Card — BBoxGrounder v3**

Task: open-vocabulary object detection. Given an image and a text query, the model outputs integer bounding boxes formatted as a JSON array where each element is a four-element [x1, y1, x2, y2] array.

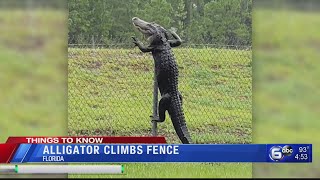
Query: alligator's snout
[[132, 17, 142, 24], [132, 17, 143, 28], [132, 17, 148, 26]]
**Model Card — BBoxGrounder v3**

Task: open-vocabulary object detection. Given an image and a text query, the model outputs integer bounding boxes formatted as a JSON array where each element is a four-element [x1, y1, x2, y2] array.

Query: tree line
[[68, 0, 252, 46]]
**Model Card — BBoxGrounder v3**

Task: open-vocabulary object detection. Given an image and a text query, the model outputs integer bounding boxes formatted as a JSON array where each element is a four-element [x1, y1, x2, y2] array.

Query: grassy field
[[253, 9, 320, 177], [69, 163, 251, 178], [68, 47, 252, 144], [67, 46, 252, 178]]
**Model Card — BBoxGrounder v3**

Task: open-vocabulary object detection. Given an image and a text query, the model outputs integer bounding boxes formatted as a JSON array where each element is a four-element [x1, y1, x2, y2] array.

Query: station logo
[[269, 145, 293, 161]]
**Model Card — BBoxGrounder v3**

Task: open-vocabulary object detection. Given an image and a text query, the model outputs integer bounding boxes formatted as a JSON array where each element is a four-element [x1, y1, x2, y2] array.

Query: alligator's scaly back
[[132, 17, 193, 144]]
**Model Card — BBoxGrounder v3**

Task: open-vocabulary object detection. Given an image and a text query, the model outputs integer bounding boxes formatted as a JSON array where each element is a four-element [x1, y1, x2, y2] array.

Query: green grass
[[67, 46, 252, 178], [69, 163, 251, 178], [253, 8, 320, 178]]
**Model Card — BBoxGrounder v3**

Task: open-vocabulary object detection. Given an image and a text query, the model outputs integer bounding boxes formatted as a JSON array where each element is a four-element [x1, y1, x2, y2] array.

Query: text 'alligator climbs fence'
[[68, 39, 252, 144]]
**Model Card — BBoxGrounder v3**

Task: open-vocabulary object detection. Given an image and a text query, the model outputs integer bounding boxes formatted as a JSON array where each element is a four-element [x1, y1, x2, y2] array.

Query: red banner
[[0, 144, 19, 163], [5, 136, 167, 144]]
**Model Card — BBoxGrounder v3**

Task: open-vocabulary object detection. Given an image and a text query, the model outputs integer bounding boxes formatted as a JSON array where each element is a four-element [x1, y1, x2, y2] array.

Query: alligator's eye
[[147, 23, 156, 31]]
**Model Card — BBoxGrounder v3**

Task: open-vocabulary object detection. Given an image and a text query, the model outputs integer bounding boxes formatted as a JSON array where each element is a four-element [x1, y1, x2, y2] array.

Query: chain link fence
[[68, 37, 252, 144]]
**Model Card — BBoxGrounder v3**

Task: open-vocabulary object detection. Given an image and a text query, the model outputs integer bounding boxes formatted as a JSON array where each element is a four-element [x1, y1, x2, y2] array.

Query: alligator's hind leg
[[158, 93, 171, 122]]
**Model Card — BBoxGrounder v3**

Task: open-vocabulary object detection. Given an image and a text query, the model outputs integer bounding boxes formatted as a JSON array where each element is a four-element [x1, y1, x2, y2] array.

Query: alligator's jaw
[[133, 24, 149, 34], [132, 17, 153, 37]]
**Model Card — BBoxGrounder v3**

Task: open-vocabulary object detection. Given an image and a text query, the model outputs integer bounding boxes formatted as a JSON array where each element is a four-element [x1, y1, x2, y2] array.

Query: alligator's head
[[132, 17, 169, 45]]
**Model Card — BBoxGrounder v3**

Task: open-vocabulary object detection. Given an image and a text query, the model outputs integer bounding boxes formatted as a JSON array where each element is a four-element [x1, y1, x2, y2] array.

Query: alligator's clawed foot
[[150, 115, 163, 123], [131, 36, 138, 46]]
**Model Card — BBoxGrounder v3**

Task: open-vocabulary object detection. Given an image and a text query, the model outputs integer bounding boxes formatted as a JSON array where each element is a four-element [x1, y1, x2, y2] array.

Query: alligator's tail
[[158, 93, 193, 144]]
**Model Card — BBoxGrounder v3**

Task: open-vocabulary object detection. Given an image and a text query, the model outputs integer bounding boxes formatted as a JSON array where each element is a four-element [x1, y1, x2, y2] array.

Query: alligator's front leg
[[168, 30, 182, 48], [132, 36, 154, 52]]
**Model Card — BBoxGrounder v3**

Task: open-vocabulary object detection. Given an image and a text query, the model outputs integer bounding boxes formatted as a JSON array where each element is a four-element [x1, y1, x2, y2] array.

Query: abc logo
[[269, 145, 293, 161], [282, 145, 293, 156]]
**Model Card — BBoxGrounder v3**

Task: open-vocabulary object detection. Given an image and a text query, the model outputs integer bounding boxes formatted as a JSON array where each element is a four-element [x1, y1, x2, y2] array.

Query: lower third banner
[[1, 144, 312, 163]]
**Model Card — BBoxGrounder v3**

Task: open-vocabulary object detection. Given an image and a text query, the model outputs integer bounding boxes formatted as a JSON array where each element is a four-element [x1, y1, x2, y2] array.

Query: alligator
[[131, 17, 193, 144]]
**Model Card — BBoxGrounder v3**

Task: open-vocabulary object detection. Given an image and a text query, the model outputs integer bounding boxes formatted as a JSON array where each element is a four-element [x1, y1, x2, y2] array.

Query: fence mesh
[[68, 39, 252, 144]]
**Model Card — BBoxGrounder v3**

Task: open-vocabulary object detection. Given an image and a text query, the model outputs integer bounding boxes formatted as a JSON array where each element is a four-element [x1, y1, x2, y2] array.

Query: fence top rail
[[68, 43, 252, 50]]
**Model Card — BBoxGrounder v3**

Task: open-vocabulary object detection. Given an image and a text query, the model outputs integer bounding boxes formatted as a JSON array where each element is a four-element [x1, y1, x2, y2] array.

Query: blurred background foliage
[[253, 0, 320, 178], [0, 0, 67, 142], [0, 1, 67, 178]]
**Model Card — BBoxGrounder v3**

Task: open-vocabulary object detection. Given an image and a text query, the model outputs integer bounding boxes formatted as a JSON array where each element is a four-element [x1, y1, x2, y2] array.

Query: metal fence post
[[92, 35, 95, 49], [151, 64, 158, 136]]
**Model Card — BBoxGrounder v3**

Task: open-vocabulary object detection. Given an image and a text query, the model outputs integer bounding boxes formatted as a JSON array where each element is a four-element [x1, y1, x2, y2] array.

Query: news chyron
[[267, 144, 312, 163]]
